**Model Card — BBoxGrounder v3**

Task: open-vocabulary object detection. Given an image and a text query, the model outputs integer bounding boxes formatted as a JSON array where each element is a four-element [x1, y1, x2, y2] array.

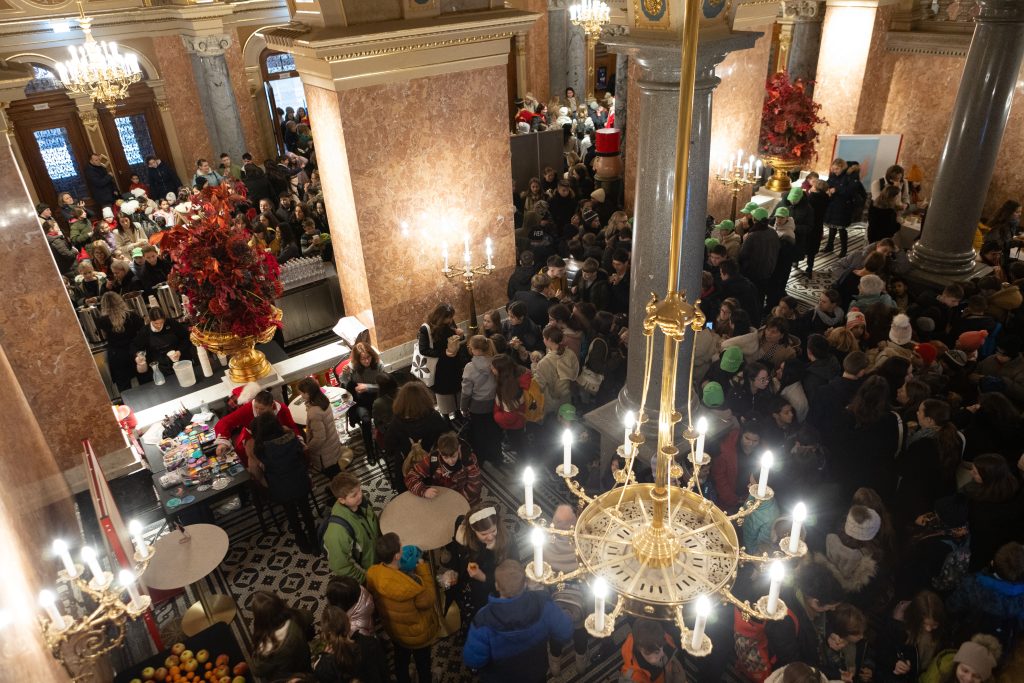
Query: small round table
[[380, 488, 470, 551], [142, 524, 235, 637], [288, 386, 351, 426]]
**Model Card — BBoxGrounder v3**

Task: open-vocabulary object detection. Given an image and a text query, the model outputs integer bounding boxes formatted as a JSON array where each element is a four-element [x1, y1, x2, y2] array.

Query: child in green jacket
[[325, 472, 380, 582]]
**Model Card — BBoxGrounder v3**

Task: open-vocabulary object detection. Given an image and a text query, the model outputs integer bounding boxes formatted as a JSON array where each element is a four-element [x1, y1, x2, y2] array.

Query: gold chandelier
[[519, 0, 808, 656], [569, 0, 611, 39], [55, 1, 142, 108]]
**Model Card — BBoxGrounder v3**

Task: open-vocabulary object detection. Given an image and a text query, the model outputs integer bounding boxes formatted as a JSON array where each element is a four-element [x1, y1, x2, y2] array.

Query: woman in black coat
[[418, 303, 467, 417], [251, 412, 316, 553], [895, 399, 963, 527], [383, 381, 451, 492], [956, 392, 1021, 466], [97, 292, 145, 392], [867, 185, 904, 243], [963, 453, 1024, 571], [131, 307, 195, 382], [824, 160, 867, 257]]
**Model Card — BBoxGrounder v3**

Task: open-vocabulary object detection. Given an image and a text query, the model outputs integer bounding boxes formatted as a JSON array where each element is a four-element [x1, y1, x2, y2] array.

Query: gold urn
[[762, 155, 803, 193], [190, 306, 282, 383]]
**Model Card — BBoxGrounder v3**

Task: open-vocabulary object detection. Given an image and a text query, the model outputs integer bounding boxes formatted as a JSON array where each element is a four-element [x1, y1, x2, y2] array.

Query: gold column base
[[631, 524, 680, 568]]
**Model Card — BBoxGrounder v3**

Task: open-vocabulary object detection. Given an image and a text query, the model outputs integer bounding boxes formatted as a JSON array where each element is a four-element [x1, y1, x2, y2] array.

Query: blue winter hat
[[399, 545, 422, 572]]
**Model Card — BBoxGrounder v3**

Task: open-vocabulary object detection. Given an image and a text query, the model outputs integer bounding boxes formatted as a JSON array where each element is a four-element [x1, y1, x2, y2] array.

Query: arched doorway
[[97, 82, 174, 193], [260, 48, 306, 156], [7, 64, 94, 212]]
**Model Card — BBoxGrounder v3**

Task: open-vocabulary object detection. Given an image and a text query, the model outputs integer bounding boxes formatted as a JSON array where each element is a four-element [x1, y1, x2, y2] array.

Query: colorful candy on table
[[159, 423, 237, 487]]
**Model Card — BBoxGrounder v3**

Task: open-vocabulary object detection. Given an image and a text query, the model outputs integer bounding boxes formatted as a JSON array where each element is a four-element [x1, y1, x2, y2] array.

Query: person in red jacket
[[214, 385, 301, 466], [404, 432, 482, 504], [710, 420, 763, 513]]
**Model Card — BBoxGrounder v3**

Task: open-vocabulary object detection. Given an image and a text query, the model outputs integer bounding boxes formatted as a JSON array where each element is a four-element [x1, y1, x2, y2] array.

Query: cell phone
[[706, 321, 714, 330]]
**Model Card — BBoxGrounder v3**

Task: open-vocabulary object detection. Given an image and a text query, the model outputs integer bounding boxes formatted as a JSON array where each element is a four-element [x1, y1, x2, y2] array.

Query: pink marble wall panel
[[0, 150, 124, 472], [153, 37, 211, 170], [624, 58, 640, 212], [225, 40, 266, 163], [322, 66, 515, 349], [304, 84, 376, 339], [707, 30, 772, 221], [880, 51, 1024, 219], [522, 0, 550, 104], [854, 5, 895, 134], [814, 4, 878, 161]]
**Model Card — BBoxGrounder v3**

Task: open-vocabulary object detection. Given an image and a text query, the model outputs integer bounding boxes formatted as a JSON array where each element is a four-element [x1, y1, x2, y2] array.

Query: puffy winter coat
[[461, 355, 497, 414], [366, 560, 438, 648], [324, 500, 379, 582], [305, 402, 345, 471], [532, 349, 579, 414], [738, 223, 780, 281]]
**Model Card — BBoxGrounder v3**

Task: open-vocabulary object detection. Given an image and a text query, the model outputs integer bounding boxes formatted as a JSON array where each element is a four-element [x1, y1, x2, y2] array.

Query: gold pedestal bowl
[[762, 155, 803, 193], [190, 307, 282, 383]]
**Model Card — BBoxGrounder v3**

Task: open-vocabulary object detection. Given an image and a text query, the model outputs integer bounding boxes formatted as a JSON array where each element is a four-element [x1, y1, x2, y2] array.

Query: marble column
[[181, 34, 247, 161], [567, 22, 587, 103], [910, 0, 1024, 276], [614, 51, 629, 135], [548, 1, 569, 99], [603, 32, 760, 427], [784, 0, 826, 84], [515, 30, 530, 98]]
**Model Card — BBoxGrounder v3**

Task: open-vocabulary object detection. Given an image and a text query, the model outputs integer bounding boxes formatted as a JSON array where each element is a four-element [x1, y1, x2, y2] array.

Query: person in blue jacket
[[463, 559, 573, 683]]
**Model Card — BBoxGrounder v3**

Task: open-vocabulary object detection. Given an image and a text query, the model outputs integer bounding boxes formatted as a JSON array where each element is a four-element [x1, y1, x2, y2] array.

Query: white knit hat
[[844, 506, 881, 542], [102, 206, 114, 220], [889, 314, 912, 345]]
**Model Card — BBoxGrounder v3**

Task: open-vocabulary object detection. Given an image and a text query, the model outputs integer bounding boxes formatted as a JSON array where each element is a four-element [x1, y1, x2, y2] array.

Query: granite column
[[781, 0, 826, 86], [910, 0, 1024, 276], [182, 34, 248, 161]]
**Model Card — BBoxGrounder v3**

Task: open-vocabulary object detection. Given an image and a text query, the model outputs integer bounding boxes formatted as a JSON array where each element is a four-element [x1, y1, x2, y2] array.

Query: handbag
[[410, 323, 438, 387], [575, 342, 605, 394]]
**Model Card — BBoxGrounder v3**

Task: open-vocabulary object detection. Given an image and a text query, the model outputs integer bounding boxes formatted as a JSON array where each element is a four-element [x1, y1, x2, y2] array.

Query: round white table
[[142, 524, 235, 636], [288, 385, 351, 426], [380, 488, 470, 551]]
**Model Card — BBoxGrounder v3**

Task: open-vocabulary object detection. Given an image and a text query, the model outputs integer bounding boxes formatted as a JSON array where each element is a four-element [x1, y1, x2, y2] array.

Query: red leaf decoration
[[758, 71, 828, 163]]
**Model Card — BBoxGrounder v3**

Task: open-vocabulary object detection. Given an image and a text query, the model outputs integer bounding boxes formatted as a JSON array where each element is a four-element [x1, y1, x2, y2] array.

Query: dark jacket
[[242, 163, 274, 206], [946, 569, 1024, 637], [107, 271, 142, 296], [571, 269, 611, 311], [719, 274, 762, 325], [384, 412, 451, 463], [895, 433, 959, 526], [502, 317, 543, 354], [255, 431, 311, 502], [312, 632, 388, 683], [131, 319, 194, 373], [547, 192, 577, 229], [806, 376, 863, 434], [506, 265, 536, 299], [765, 589, 826, 669], [802, 356, 841, 401], [966, 485, 1024, 571], [138, 258, 173, 295], [145, 161, 182, 200], [512, 289, 554, 327], [824, 170, 866, 227], [739, 223, 780, 282], [825, 410, 902, 502], [47, 232, 78, 275], [85, 162, 118, 205], [253, 614, 313, 681], [463, 589, 573, 683]]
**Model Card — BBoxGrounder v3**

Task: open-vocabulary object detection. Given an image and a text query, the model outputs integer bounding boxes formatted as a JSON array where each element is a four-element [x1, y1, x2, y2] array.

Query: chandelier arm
[[564, 475, 595, 505], [728, 496, 766, 522], [738, 550, 785, 564]]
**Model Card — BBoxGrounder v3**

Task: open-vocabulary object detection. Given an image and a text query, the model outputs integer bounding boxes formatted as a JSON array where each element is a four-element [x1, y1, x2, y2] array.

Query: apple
[[215, 654, 230, 667], [232, 662, 248, 675], [164, 654, 179, 668], [218, 677, 231, 683], [182, 659, 199, 674], [180, 649, 194, 662], [214, 665, 229, 679], [141, 666, 155, 680], [232, 677, 246, 683], [130, 679, 142, 683], [195, 649, 209, 664], [171, 642, 186, 656], [153, 667, 168, 682]]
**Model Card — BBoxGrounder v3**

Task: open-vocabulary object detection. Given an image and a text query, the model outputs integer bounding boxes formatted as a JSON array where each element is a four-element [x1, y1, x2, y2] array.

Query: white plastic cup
[[173, 360, 196, 387]]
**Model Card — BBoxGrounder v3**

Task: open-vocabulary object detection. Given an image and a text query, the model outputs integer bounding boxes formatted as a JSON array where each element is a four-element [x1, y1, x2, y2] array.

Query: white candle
[[623, 411, 635, 456], [119, 569, 142, 606], [52, 539, 77, 578], [530, 528, 544, 577], [788, 502, 808, 553], [196, 346, 213, 377], [736, 149, 742, 168], [80, 546, 104, 581], [128, 519, 147, 557], [748, 154, 755, 168], [463, 232, 471, 267], [485, 238, 493, 268], [694, 417, 708, 463], [562, 429, 573, 473], [216, 353, 227, 366], [755, 159, 762, 175], [523, 467, 535, 516], [767, 561, 784, 614], [756, 451, 773, 497], [593, 577, 607, 631], [691, 595, 711, 649], [442, 243, 449, 272], [38, 590, 65, 629]]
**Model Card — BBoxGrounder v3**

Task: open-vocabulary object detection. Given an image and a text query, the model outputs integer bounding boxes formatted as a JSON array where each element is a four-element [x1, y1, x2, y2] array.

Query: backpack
[[733, 605, 798, 683], [402, 438, 430, 476], [317, 512, 359, 561], [523, 377, 545, 422]]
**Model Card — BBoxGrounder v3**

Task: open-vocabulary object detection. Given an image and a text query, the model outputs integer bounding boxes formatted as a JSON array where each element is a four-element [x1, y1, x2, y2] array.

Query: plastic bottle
[[150, 362, 166, 386]]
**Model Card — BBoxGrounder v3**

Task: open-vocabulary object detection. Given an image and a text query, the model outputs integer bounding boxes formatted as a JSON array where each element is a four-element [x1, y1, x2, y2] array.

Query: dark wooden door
[[8, 89, 95, 212], [97, 82, 173, 192]]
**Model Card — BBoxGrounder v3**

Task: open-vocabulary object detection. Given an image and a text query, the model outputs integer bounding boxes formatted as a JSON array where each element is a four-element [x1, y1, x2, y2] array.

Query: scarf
[[905, 425, 937, 449], [814, 306, 844, 327]]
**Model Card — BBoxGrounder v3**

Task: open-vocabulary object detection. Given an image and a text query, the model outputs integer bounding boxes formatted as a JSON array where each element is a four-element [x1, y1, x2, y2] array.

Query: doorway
[[97, 82, 174, 192], [260, 49, 307, 157]]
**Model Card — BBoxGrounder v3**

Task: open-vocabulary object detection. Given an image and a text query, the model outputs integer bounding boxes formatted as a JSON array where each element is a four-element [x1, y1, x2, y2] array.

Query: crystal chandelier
[[569, 0, 611, 39], [55, 2, 141, 109], [519, 0, 808, 656]]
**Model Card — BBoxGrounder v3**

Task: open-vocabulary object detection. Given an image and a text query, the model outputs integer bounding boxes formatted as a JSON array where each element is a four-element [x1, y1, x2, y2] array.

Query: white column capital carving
[[181, 34, 233, 57], [781, 0, 825, 20], [548, 0, 571, 9]]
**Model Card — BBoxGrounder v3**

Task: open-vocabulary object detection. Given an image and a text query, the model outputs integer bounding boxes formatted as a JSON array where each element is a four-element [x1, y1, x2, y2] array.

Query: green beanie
[[774, 207, 790, 218], [739, 202, 758, 215], [702, 381, 725, 408], [787, 187, 805, 203], [558, 403, 577, 421], [751, 207, 769, 221], [705, 238, 720, 250], [715, 219, 735, 232], [720, 346, 744, 373]]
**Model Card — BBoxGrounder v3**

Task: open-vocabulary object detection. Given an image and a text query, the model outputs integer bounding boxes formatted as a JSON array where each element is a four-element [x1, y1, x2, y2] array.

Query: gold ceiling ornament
[[518, 0, 809, 655], [55, 1, 142, 109]]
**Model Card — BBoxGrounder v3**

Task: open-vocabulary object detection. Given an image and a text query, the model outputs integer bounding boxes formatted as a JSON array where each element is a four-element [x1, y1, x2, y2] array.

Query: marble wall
[[225, 40, 267, 162], [516, 0, 550, 103], [153, 37, 209, 172], [0, 143, 126, 475], [707, 29, 772, 221], [623, 58, 641, 212], [310, 66, 516, 349]]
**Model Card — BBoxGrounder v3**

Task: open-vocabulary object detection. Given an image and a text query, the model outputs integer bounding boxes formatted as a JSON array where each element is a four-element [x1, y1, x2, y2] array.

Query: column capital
[[977, 0, 1024, 22], [603, 30, 761, 83], [780, 0, 826, 21], [181, 33, 233, 57]]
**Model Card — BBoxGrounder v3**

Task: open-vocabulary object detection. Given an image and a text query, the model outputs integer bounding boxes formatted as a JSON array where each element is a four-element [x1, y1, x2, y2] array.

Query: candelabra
[[516, 0, 809, 657], [442, 235, 495, 335], [40, 526, 154, 681], [715, 151, 761, 221], [570, 0, 611, 101]]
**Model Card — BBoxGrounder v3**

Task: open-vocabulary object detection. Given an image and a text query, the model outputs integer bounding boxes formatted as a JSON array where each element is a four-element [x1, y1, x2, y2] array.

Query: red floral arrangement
[[159, 183, 282, 338], [759, 72, 827, 163]]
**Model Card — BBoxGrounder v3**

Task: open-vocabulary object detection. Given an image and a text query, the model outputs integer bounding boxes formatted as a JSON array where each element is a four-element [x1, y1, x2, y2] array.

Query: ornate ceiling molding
[[885, 29, 971, 56]]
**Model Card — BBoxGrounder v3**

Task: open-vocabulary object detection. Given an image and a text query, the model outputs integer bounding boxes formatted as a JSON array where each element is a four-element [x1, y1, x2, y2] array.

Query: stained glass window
[[114, 113, 156, 177], [25, 65, 64, 94], [265, 52, 296, 75], [32, 127, 88, 199]]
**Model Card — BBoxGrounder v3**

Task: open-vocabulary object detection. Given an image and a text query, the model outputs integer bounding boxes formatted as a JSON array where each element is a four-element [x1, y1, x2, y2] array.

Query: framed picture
[[832, 134, 903, 192], [596, 66, 608, 90]]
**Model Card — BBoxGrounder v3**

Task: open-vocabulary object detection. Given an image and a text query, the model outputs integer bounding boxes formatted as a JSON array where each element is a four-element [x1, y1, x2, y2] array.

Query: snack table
[[142, 524, 235, 637], [380, 488, 470, 551]]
